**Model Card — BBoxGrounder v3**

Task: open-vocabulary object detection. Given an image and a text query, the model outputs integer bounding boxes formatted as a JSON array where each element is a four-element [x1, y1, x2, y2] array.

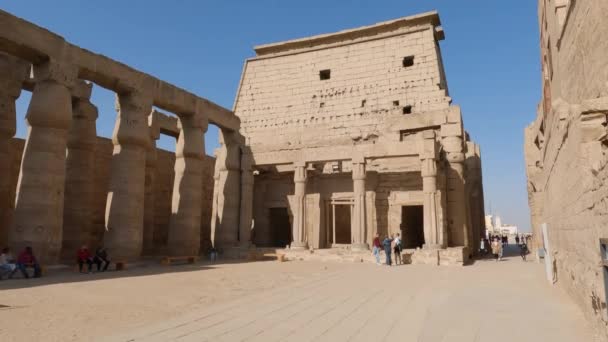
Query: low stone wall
[[0, 137, 215, 255]]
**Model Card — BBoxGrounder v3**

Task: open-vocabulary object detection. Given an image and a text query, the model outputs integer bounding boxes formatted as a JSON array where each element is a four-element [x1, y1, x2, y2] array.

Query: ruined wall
[[525, 0, 608, 339], [1, 137, 215, 255], [235, 21, 450, 151]]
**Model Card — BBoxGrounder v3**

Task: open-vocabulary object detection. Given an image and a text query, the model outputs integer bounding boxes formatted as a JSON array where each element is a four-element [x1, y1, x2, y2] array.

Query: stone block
[[411, 248, 439, 265], [438, 247, 468, 266]]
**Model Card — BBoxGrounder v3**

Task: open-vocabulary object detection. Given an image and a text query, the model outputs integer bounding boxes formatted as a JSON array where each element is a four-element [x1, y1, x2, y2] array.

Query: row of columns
[[1, 57, 213, 263]]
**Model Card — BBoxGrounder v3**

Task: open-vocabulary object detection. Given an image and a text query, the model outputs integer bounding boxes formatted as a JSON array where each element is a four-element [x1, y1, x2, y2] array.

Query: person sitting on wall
[[0, 247, 18, 280], [93, 246, 110, 272], [77, 245, 94, 273], [382, 235, 393, 266], [17, 246, 41, 278]]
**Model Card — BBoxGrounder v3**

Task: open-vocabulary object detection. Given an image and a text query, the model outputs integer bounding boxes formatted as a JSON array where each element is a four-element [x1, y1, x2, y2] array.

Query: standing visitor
[[491, 238, 500, 261], [515, 235, 520, 246], [479, 237, 487, 257], [393, 233, 402, 265], [383, 235, 393, 266], [372, 233, 382, 265], [520, 242, 528, 261]]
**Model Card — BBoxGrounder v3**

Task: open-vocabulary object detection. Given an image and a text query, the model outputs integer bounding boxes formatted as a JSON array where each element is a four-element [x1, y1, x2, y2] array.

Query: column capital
[[113, 91, 153, 148], [33, 59, 78, 89], [294, 162, 307, 183], [352, 160, 366, 181], [0, 53, 29, 98]]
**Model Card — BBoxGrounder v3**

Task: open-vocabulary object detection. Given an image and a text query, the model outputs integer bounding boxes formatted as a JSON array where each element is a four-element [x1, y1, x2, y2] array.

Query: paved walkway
[[105, 247, 592, 342]]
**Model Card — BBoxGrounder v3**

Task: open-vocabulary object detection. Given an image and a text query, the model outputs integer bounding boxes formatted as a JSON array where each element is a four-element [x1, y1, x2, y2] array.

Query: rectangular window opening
[[319, 69, 331, 80], [361, 99, 366, 107], [393, 100, 400, 107], [402, 56, 415, 68], [403, 105, 412, 114]]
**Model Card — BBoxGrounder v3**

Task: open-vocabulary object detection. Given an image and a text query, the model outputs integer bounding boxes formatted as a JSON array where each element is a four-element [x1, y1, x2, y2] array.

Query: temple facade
[[215, 11, 486, 264]]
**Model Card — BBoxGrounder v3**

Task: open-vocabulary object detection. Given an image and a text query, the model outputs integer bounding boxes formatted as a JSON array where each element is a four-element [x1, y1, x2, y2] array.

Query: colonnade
[[0, 52, 237, 263]]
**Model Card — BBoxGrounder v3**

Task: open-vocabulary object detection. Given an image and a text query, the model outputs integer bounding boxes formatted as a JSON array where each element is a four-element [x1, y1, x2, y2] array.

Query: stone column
[[351, 158, 368, 250], [420, 131, 442, 248], [211, 129, 242, 249], [0, 54, 28, 248], [143, 112, 160, 255], [104, 92, 152, 261], [291, 161, 308, 249], [167, 112, 207, 256], [61, 81, 98, 260], [11, 60, 76, 264], [441, 108, 470, 248], [238, 152, 254, 248]]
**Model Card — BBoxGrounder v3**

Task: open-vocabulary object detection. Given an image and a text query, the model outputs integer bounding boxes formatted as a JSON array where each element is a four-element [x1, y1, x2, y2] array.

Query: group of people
[[479, 234, 530, 261], [76, 245, 111, 273], [372, 232, 403, 266], [0, 244, 112, 280], [0, 246, 42, 279]]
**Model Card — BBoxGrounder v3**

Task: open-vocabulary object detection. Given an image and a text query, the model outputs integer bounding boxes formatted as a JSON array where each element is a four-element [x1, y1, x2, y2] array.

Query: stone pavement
[[105, 246, 592, 342]]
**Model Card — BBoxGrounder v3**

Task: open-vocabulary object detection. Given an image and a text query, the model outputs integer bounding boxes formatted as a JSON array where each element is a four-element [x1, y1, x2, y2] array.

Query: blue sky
[[3, 1, 540, 232]]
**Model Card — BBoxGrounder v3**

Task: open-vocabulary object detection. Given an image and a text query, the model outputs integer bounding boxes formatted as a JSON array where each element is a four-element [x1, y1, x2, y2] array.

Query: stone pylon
[[11, 60, 77, 264]]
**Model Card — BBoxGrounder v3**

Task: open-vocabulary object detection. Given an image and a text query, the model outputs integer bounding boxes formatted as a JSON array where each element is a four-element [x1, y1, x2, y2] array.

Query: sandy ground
[[0, 246, 594, 342]]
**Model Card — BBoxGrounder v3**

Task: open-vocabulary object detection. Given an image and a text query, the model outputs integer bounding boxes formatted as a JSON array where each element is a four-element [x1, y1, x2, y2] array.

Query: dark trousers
[[384, 247, 392, 265], [17, 263, 41, 278], [94, 257, 110, 271], [78, 258, 93, 272]]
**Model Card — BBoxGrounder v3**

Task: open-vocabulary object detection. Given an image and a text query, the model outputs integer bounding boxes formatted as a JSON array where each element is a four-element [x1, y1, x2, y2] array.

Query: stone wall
[[0, 137, 215, 256], [525, 0, 608, 339]]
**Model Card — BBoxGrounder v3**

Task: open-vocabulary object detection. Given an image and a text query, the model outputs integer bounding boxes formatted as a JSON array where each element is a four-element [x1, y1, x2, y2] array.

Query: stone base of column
[[351, 243, 369, 251], [423, 243, 443, 250], [290, 241, 308, 250]]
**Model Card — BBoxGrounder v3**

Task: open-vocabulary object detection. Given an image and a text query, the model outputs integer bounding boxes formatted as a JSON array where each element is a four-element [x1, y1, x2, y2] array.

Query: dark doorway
[[334, 205, 352, 244], [268, 207, 292, 247], [401, 205, 424, 248]]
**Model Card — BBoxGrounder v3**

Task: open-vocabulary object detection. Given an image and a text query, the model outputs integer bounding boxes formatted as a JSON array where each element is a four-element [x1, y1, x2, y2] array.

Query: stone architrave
[[167, 111, 208, 256], [0, 53, 28, 248], [61, 81, 98, 260], [11, 60, 77, 264], [104, 91, 152, 261], [291, 161, 308, 249], [351, 158, 368, 250], [238, 152, 254, 248]]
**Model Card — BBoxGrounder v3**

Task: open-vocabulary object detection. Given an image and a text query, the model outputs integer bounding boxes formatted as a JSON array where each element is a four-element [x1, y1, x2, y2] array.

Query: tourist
[[17, 246, 41, 278], [94, 246, 110, 272], [479, 237, 487, 257], [0, 247, 17, 279], [520, 242, 528, 261], [77, 245, 94, 273], [372, 233, 382, 265], [515, 235, 520, 246], [209, 247, 218, 262], [491, 238, 501, 261], [393, 233, 402, 265], [382, 235, 393, 266]]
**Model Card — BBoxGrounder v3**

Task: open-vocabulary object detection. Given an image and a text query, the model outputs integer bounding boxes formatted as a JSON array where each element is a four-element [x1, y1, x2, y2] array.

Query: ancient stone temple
[[524, 0, 608, 338], [213, 11, 486, 265], [0, 10, 236, 263]]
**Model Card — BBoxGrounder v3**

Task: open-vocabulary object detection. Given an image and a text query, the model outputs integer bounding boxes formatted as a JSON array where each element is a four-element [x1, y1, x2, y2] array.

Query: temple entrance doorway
[[401, 205, 424, 248], [333, 204, 352, 245], [268, 207, 292, 247]]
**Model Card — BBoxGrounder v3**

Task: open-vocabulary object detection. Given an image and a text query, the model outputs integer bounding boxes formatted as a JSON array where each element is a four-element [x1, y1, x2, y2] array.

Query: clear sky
[[3, 0, 540, 232]]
